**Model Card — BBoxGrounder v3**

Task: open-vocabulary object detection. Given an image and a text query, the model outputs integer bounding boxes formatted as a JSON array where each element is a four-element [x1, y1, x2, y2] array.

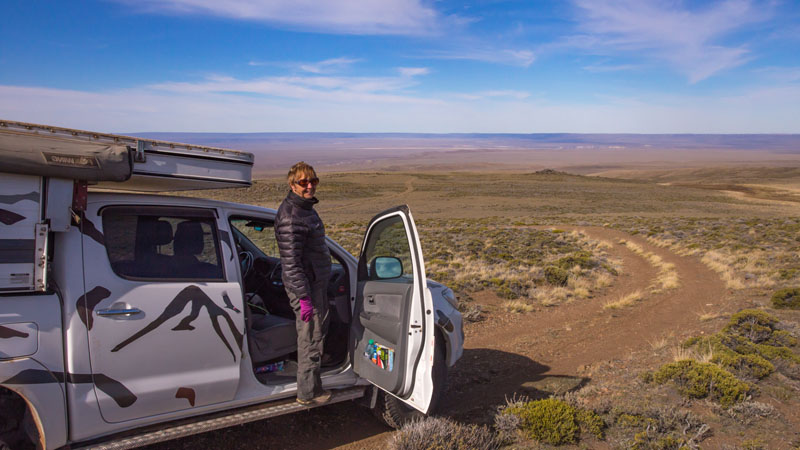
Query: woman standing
[[274, 161, 332, 405]]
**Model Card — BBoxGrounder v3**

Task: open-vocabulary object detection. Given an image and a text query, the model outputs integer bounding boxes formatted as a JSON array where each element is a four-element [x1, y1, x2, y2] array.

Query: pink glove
[[299, 297, 313, 322]]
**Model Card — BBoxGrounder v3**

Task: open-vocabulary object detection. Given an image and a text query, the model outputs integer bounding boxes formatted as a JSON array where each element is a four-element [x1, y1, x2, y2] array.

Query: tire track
[[438, 226, 727, 422]]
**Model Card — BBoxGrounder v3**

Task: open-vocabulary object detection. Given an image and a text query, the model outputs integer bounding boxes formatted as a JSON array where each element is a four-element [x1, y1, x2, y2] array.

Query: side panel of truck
[[53, 219, 112, 442], [0, 293, 68, 450], [0, 173, 42, 293], [81, 201, 245, 423]]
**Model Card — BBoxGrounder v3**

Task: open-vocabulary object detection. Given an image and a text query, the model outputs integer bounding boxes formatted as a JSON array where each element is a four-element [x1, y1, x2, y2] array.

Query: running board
[[74, 387, 367, 450]]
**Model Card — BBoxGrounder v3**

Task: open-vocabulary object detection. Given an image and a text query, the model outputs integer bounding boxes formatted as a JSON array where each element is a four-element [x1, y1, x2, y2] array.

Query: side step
[[74, 387, 367, 450]]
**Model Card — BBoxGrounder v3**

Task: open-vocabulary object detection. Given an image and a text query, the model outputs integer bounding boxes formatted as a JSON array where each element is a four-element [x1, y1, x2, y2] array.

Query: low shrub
[[390, 417, 499, 450], [499, 398, 604, 445], [712, 351, 775, 380], [494, 403, 522, 444], [650, 360, 750, 407], [611, 407, 710, 449], [684, 310, 800, 378], [545, 266, 569, 286], [577, 408, 606, 440], [723, 309, 777, 343], [556, 250, 597, 270], [717, 400, 775, 425], [772, 287, 800, 310], [459, 303, 483, 322]]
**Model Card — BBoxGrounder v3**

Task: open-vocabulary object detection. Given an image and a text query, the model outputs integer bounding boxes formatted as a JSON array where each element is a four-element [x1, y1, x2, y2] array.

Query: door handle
[[97, 308, 142, 317], [367, 295, 375, 304]]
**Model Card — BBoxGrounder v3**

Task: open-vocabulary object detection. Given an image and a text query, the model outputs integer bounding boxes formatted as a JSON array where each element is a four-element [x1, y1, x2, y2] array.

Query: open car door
[[350, 205, 436, 413]]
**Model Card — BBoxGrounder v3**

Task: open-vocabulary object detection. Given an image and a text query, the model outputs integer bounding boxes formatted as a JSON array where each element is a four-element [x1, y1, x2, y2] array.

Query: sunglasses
[[294, 177, 320, 188]]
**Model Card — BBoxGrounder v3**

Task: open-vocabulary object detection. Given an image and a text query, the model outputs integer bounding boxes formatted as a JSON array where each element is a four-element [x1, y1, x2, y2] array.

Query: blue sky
[[1, 0, 799, 133]]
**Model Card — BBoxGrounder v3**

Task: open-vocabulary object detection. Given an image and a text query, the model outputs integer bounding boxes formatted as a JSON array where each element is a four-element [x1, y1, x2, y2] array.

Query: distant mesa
[[532, 169, 568, 175]]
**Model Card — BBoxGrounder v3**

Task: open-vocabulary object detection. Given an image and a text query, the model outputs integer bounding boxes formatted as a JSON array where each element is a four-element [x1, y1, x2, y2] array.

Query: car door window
[[230, 218, 279, 257], [102, 207, 223, 280], [362, 215, 414, 281]]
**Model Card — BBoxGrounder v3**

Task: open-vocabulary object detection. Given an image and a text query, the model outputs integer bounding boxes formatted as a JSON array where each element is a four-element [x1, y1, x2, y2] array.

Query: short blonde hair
[[287, 161, 317, 184]]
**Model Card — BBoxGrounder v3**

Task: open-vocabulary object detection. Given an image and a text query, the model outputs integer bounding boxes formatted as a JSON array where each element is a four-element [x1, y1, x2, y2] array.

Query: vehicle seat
[[247, 295, 297, 364], [121, 218, 173, 277], [172, 221, 222, 278]]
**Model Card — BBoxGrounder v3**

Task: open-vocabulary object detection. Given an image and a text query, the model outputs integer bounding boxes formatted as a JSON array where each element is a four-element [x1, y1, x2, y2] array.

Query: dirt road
[[146, 226, 730, 450]]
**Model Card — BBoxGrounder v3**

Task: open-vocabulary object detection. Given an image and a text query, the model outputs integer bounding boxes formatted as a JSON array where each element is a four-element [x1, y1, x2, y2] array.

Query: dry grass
[[701, 250, 744, 289], [698, 309, 726, 322], [567, 276, 592, 299], [534, 287, 571, 306], [648, 335, 671, 351], [502, 300, 535, 313], [670, 342, 715, 364], [619, 239, 681, 295], [645, 235, 702, 257], [603, 289, 644, 309]]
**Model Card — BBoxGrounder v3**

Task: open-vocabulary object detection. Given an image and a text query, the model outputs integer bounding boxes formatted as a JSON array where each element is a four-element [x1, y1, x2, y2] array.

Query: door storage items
[[0, 120, 254, 191], [0, 174, 47, 293]]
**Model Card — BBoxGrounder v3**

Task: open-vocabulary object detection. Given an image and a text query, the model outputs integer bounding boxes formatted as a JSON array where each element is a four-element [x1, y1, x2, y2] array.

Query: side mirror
[[370, 256, 403, 279]]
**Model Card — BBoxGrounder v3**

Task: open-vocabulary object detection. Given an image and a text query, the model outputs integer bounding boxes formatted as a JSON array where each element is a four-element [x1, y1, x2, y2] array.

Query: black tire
[[0, 389, 34, 450], [375, 332, 448, 429]]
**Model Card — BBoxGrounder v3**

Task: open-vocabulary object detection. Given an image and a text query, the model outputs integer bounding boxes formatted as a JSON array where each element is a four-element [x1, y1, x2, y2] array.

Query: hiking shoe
[[312, 390, 332, 405], [296, 397, 314, 406]]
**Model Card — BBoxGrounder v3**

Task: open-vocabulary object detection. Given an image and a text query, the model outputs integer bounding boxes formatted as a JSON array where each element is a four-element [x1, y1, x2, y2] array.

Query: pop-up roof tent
[[0, 120, 254, 293], [0, 120, 254, 191]]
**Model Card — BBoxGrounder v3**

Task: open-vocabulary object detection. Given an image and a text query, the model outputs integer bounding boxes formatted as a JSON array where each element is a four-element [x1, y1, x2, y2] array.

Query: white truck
[[0, 120, 464, 450]]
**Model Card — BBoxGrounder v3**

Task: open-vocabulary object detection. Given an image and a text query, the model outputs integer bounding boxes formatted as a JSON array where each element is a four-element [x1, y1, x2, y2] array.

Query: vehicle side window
[[102, 207, 224, 280], [363, 215, 413, 280], [230, 218, 278, 257]]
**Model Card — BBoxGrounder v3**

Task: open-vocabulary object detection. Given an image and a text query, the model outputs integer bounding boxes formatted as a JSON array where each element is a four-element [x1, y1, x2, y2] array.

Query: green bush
[[772, 287, 800, 310], [504, 398, 580, 444], [544, 266, 569, 286], [712, 351, 775, 380], [556, 250, 596, 270], [767, 330, 798, 348], [682, 310, 800, 380], [723, 309, 778, 344], [577, 409, 606, 439], [501, 398, 604, 445], [650, 360, 750, 407]]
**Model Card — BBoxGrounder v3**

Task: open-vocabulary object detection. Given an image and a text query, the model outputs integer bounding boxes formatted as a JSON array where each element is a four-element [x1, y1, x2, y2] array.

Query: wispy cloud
[[247, 57, 361, 74], [117, 0, 440, 35], [426, 47, 535, 67], [452, 90, 530, 101], [147, 73, 432, 104], [582, 63, 643, 73], [570, 0, 772, 82], [2, 81, 798, 133], [754, 66, 800, 83], [397, 67, 430, 77], [298, 57, 361, 74]]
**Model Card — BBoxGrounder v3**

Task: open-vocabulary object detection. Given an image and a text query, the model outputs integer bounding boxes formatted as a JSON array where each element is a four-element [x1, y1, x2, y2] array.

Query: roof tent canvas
[[0, 121, 254, 191], [0, 129, 132, 182]]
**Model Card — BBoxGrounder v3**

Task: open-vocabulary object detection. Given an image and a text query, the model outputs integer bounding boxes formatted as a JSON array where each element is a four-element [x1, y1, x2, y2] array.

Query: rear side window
[[102, 207, 224, 280]]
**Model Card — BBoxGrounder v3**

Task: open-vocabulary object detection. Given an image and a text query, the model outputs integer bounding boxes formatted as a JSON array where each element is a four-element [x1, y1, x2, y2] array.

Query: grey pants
[[290, 280, 329, 401]]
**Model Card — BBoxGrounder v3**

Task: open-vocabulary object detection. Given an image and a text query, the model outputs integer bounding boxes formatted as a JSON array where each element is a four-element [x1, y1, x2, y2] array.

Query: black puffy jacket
[[274, 191, 331, 300]]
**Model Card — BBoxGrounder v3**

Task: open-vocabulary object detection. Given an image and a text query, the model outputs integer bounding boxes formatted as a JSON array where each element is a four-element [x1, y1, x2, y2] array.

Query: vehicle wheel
[[0, 390, 34, 450], [375, 332, 447, 429]]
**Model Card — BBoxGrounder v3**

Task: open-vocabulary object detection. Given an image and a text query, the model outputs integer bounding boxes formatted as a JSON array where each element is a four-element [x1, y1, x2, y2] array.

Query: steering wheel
[[239, 251, 254, 279]]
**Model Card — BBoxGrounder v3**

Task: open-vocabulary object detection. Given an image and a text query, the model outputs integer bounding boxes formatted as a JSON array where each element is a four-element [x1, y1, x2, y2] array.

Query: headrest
[[136, 217, 173, 246], [153, 220, 174, 246], [174, 221, 204, 256]]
